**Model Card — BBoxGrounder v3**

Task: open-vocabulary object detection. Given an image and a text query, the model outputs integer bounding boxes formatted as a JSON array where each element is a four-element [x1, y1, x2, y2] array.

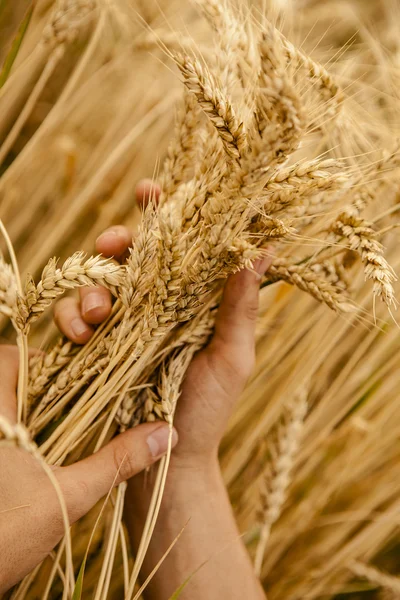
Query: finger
[[135, 179, 161, 208], [79, 285, 112, 325], [54, 297, 94, 345], [58, 423, 178, 522], [95, 225, 133, 260], [213, 256, 273, 350], [205, 256, 274, 387]]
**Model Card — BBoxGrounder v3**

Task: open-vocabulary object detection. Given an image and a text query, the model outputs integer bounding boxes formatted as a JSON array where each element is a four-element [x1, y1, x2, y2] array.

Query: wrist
[[166, 454, 221, 497], [168, 450, 220, 480], [127, 452, 222, 509]]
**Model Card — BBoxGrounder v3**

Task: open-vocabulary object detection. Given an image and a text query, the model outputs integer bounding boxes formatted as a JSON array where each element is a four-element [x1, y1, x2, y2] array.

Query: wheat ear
[[263, 158, 348, 213], [331, 210, 397, 307], [42, 0, 97, 48], [175, 53, 247, 160], [16, 252, 124, 331], [267, 263, 354, 312], [0, 253, 18, 320], [254, 391, 308, 576], [28, 340, 78, 408], [281, 35, 343, 110], [194, 0, 251, 90]]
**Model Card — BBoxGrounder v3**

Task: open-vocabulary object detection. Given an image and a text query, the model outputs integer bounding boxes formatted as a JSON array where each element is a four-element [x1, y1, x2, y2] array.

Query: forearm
[[126, 459, 266, 600]]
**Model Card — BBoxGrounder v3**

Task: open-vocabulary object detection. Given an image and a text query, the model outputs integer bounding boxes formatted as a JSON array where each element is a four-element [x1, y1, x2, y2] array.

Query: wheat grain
[[263, 158, 348, 213], [249, 215, 294, 239], [267, 263, 354, 312], [331, 210, 397, 306], [175, 53, 247, 160], [121, 207, 158, 308], [16, 253, 125, 331], [159, 93, 203, 201], [28, 340, 78, 408]]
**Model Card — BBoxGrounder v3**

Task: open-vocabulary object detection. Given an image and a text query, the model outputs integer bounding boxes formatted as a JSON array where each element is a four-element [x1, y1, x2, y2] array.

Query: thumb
[[57, 422, 178, 523], [212, 255, 273, 351]]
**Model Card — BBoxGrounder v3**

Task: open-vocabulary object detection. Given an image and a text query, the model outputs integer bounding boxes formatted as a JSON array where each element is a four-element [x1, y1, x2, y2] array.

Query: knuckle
[[244, 301, 259, 323], [53, 297, 70, 321], [73, 477, 90, 507], [112, 441, 138, 482], [54, 468, 86, 524]]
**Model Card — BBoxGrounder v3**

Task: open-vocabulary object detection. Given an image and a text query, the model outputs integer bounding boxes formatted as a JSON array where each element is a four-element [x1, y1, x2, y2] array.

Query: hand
[[53, 180, 158, 344], [0, 331, 176, 592], [56, 180, 272, 471], [53, 179, 270, 599]]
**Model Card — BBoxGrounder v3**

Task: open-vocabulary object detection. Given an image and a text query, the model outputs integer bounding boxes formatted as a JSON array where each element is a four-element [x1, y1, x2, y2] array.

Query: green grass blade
[[72, 559, 86, 600], [167, 558, 209, 600], [168, 576, 194, 600], [0, 3, 34, 89]]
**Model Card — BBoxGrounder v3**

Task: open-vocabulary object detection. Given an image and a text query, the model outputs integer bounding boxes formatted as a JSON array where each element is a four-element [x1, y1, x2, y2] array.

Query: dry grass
[[0, 0, 400, 598]]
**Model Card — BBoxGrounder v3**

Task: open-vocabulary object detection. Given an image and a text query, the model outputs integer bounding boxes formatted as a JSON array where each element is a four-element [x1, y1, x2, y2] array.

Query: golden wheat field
[[0, 0, 400, 598]]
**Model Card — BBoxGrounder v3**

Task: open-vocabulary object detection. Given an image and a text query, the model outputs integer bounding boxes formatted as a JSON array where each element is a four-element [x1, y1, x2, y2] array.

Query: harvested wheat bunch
[[1, 0, 400, 598]]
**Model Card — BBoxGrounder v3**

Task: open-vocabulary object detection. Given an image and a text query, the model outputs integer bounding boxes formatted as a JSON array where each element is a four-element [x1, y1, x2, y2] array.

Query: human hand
[[0, 342, 176, 593], [53, 180, 271, 599], [55, 179, 272, 472], [53, 180, 158, 344]]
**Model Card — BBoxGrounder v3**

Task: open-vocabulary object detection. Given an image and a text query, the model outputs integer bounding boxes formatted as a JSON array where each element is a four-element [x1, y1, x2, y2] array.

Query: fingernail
[[147, 426, 178, 458], [254, 255, 273, 276], [82, 293, 107, 316], [70, 318, 91, 338]]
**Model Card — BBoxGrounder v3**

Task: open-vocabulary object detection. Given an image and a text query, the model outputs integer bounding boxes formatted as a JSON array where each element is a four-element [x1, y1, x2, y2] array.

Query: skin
[[0, 343, 177, 593], [0, 180, 270, 598]]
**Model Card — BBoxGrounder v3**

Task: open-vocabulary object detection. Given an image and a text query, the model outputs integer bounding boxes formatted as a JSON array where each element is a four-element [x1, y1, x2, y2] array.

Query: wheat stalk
[[349, 561, 400, 595]]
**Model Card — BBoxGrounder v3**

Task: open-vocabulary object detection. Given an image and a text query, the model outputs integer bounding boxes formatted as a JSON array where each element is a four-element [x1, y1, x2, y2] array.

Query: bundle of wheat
[[0, 0, 399, 598]]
